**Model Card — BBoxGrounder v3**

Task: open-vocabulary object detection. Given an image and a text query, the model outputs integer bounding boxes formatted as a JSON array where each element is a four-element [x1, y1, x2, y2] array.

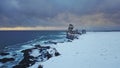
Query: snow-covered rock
[[13, 45, 60, 68]]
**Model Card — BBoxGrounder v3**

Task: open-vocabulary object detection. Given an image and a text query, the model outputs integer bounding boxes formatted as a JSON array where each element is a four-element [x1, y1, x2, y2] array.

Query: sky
[[0, 0, 120, 30]]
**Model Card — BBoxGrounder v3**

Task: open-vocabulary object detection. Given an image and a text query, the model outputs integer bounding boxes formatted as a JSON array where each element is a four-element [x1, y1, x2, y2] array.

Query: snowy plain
[[40, 32, 120, 68]]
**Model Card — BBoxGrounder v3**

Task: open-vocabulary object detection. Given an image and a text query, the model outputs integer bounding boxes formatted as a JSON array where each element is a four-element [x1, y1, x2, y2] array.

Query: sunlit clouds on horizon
[[0, 0, 120, 30]]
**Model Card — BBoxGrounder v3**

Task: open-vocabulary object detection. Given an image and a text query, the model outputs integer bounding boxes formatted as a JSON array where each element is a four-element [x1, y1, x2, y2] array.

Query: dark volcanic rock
[[12, 53, 17, 56], [55, 52, 60, 56], [13, 49, 35, 68], [0, 58, 14, 63], [38, 65, 43, 68], [13, 44, 60, 68], [44, 41, 57, 45], [82, 29, 86, 34], [0, 52, 9, 56], [66, 24, 83, 40], [35, 45, 42, 48], [67, 40, 72, 42]]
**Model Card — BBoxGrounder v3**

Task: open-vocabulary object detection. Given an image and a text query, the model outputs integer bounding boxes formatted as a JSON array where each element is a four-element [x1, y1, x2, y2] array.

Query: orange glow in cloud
[[0, 26, 66, 30]]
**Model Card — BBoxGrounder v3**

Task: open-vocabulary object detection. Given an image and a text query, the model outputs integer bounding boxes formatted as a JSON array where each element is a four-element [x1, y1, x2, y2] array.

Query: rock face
[[13, 45, 60, 68], [66, 24, 81, 40], [0, 58, 15, 63], [0, 52, 9, 56], [82, 29, 86, 34]]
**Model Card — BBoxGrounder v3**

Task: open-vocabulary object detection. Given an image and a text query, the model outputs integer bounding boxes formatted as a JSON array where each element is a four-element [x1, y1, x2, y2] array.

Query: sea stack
[[66, 24, 80, 40]]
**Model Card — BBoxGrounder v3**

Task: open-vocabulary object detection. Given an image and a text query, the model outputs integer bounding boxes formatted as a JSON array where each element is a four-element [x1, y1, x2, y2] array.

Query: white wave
[[0, 63, 3, 67], [30, 49, 40, 57], [21, 44, 34, 49]]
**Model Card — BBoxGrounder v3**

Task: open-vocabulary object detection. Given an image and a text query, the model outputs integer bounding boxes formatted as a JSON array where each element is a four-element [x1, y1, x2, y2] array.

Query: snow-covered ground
[[41, 32, 120, 68]]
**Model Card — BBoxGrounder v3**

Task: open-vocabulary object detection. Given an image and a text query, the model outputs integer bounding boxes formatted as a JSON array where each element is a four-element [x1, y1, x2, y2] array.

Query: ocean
[[0, 30, 66, 52]]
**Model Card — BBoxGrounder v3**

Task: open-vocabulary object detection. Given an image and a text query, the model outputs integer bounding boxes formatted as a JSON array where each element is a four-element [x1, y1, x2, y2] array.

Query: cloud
[[0, 26, 65, 30], [47, 12, 120, 29], [0, 0, 120, 30]]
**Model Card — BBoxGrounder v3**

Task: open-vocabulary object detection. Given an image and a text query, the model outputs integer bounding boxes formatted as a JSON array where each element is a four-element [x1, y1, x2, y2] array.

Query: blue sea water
[[0, 30, 66, 52]]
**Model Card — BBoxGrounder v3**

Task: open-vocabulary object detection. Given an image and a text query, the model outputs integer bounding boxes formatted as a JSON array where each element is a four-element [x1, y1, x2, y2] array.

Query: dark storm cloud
[[0, 0, 120, 30]]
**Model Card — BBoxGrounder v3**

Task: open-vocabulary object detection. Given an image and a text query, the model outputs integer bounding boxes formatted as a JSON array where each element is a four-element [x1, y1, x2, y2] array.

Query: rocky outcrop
[[66, 24, 82, 40], [0, 58, 15, 63], [13, 45, 60, 68], [66, 24, 87, 40], [0, 52, 9, 56], [82, 29, 86, 34]]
